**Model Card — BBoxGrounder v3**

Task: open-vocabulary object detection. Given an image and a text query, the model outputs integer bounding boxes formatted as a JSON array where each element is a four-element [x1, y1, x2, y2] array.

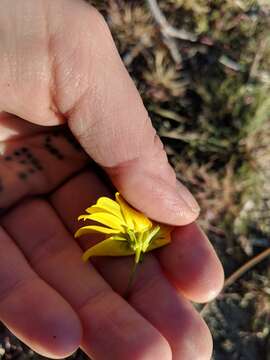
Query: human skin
[[0, 1, 224, 359]]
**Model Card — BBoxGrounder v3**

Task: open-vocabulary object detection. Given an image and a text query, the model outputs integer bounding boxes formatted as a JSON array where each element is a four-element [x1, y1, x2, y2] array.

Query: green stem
[[123, 258, 140, 299]]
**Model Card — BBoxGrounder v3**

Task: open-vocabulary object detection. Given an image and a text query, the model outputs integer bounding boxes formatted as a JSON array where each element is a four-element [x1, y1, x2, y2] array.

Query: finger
[[51, 170, 223, 304], [2, 199, 171, 360], [94, 256, 213, 360], [0, 226, 81, 358], [0, 112, 51, 142], [157, 224, 224, 303], [0, 0, 199, 225], [63, 5, 200, 226], [50, 171, 213, 359], [0, 122, 88, 209]]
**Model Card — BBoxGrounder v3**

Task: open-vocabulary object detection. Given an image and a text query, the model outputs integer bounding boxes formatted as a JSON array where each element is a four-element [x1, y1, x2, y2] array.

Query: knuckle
[[0, 274, 37, 306], [87, 6, 109, 34], [50, 2, 114, 118]]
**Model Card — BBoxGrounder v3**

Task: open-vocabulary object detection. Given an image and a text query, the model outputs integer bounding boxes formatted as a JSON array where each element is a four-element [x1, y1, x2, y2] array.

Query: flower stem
[[124, 258, 141, 299]]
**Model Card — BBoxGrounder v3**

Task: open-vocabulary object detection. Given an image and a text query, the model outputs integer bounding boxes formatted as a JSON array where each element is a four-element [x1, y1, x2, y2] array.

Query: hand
[[0, 1, 224, 359]]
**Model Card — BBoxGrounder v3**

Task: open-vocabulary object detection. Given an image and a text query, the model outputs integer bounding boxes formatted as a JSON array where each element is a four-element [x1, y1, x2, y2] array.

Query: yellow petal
[[160, 224, 172, 234], [82, 238, 134, 261], [146, 225, 172, 251], [86, 197, 122, 216], [87, 205, 124, 221], [86, 213, 126, 231], [110, 235, 127, 241], [78, 212, 123, 223], [78, 214, 91, 221], [115, 193, 152, 232], [115, 193, 133, 229], [75, 225, 120, 238], [146, 233, 171, 251]]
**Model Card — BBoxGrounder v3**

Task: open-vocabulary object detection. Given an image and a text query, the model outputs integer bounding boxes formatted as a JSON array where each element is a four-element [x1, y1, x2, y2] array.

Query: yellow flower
[[75, 193, 172, 264]]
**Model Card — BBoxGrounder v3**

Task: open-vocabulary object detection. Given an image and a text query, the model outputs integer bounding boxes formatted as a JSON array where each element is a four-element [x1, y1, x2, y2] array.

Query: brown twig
[[146, 0, 197, 42], [249, 37, 268, 80], [146, 0, 197, 64], [123, 41, 146, 66], [200, 247, 270, 317]]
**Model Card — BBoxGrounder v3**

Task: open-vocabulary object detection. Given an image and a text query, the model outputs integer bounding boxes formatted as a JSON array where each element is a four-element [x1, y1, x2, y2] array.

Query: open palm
[[0, 1, 223, 359], [0, 114, 222, 360]]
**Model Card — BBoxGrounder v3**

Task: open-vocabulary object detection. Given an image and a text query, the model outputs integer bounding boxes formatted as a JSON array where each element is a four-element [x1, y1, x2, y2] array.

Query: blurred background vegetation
[[1, 1, 269, 359]]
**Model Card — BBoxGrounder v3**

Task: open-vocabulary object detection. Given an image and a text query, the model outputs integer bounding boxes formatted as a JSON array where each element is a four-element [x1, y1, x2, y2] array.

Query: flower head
[[75, 193, 171, 263]]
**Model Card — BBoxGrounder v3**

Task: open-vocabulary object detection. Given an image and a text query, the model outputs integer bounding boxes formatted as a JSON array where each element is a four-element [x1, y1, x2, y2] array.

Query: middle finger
[[50, 170, 213, 360], [2, 198, 170, 360]]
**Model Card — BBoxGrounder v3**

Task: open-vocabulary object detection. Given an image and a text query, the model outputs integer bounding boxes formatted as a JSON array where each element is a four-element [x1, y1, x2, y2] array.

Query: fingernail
[[176, 180, 200, 214]]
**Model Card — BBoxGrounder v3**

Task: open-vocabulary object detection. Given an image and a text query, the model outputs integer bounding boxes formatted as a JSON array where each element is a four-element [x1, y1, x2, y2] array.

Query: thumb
[[0, 0, 199, 225], [70, 110, 200, 226], [70, 111, 199, 226], [63, 7, 200, 225]]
